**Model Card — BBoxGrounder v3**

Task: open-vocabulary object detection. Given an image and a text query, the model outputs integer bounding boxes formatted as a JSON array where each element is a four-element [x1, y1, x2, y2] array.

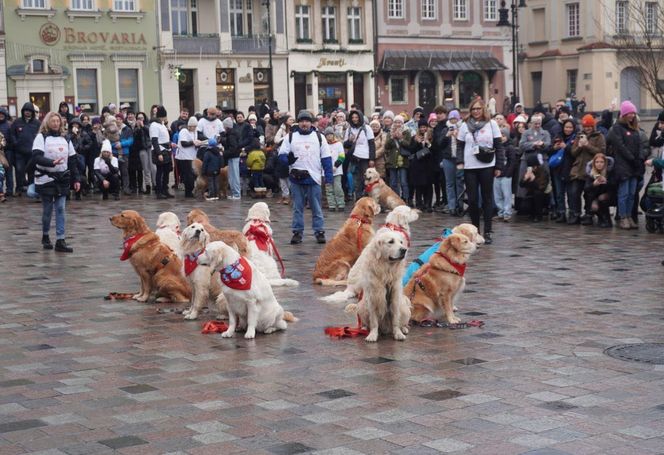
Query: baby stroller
[[644, 182, 664, 233]]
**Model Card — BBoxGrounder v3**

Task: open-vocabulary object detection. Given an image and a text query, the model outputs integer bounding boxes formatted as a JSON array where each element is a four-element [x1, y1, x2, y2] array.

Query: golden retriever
[[186, 208, 249, 257], [110, 210, 191, 303], [343, 231, 411, 342], [155, 211, 182, 259], [180, 223, 228, 320], [364, 167, 406, 211], [405, 233, 477, 324], [242, 202, 299, 287], [322, 205, 419, 303], [197, 241, 297, 339], [192, 158, 229, 199], [312, 197, 381, 286]]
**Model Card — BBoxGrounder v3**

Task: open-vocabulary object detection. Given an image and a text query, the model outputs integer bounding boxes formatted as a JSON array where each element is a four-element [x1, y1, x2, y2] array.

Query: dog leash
[[415, 319, 485, 330], [349, 214, 371, 252], [201, 320, 229, 334], [324, 315, 369, 338], [245, 222, 287, 278], [104, 292, 134, 300]]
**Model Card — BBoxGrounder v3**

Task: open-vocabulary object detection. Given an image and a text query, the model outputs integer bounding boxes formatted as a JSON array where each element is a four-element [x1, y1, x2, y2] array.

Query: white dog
[[343, 231, 411, 342], [242, 202, 299, 287], [180, 223, 228, 321], [323, 205, 419, 304], [155, 211, 182, 259], [197, 241, 297, 339]]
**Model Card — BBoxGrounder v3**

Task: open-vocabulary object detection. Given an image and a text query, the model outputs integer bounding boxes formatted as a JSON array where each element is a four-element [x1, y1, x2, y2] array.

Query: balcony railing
[[231, 35, 273, 53], [173, 34, 219, 54]]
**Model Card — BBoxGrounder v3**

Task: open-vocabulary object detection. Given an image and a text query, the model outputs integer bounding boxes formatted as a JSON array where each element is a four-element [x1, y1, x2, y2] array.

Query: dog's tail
[[314, 278, 348, 286], [268, 278, 299, 287], [344, 303, 359, 314], [321, 288, 357, 303], [283, 311, 299, 323]]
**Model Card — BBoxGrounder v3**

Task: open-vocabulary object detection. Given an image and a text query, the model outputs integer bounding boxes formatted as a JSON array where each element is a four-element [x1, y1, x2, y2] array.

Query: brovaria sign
[[39, 23, 147, 47]]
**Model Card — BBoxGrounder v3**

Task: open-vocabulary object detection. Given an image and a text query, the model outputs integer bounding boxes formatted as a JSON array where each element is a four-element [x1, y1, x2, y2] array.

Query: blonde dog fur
[[186, 208, 249, 257], [313, 197, 381, 286], [192, 158, 229, 199], [364, 167, 406, 211], [155, 211, 183, 259], [180, 223, 228, 320], [197, 241, 297, 339]]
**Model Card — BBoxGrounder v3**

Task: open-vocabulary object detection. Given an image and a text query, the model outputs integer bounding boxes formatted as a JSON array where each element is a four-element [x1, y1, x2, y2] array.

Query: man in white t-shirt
[[176, 116, 199, 198], [343, 109, 375, 201], [149, 106, 173, 199], [278, 110, 333, 245], [196, 106, 224, 143]]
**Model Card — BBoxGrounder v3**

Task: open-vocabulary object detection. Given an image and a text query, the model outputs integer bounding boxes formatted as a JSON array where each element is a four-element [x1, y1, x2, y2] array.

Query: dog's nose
[[399, 248, 407, 256]]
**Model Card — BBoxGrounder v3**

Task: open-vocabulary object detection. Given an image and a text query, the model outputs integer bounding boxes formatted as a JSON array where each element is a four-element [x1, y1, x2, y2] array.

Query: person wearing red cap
[[606, 101, 641, 229], [570, 114, 606, 225]]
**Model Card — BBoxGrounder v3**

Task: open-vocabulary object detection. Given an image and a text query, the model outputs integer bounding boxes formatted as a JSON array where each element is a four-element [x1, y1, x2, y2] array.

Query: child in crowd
[[246, 138, 267, 197], [202, 137, 223, 201], [324, 127, 346, 211], [585, 153, 615, 227], [520, 154, 550, 221], [93, 140, 121, 200]]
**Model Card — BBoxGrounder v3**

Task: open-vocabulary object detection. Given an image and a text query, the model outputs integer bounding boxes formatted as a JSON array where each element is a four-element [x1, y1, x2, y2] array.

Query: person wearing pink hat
[[606, 100, 642, 229]]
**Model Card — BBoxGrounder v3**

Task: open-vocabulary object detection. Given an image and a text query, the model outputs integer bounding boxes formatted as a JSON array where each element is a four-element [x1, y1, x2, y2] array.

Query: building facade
[[4, 0, 159, 118], [157, 0, 289, 117], [0, 2, 7, 107], [375, 0, 510, 114], [286, 0, 375, 114], [520, 0, 660, 114]]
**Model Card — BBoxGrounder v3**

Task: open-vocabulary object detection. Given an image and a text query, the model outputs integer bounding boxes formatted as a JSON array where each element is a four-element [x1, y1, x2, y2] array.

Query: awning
[[380, 50, 507, 72]]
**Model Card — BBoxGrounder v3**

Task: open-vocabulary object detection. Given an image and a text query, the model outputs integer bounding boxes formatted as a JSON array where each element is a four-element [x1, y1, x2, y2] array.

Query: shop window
[[322, 6, 336, 43], [76, 68, 99, 114], [253, 68, 271, 107], [118, 68, 139, 112], [318, 72, 347, 113], [390, 76, 407, 104], [348, 7, 362, 43], [295, 5, 311, 42], [22, 0, 46, 8], [216, 68, 236, 109], [113, 0, 136, 11]]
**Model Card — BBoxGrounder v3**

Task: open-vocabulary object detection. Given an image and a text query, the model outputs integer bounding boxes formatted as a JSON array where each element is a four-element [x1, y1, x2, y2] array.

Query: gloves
[[288, 151, 298, 165], [334, 159, 342, 168]]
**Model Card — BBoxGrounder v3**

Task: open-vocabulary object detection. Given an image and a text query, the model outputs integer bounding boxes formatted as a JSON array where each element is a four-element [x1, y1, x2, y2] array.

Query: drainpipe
[[372, 0, 379, 109], [284, 0, 291, 112], [154, 6, 164, 105]]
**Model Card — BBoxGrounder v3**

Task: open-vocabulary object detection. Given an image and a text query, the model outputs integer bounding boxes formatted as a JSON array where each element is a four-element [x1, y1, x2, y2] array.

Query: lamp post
[[263, 0, 274, 105], [497, 0, 527, 107]]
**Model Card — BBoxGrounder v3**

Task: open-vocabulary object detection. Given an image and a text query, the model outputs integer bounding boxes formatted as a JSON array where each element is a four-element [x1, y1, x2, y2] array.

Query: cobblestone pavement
[[0, 194, 663, 455]]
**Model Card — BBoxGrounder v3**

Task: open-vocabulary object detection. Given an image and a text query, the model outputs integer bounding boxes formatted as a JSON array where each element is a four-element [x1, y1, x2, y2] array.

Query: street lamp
[[497, 0, 527, 106], [262, 0, 273, 105]]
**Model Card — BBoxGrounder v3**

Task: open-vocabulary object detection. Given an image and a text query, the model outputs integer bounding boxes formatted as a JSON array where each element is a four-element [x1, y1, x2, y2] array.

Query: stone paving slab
[[0, 195, 663, 454]]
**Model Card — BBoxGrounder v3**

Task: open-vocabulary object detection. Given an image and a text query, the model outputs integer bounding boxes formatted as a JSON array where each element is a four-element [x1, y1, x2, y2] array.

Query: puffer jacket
[[569, 130, 605, 180], [9, 102, 40, 156], [384, 128, 412, 169], [606, 119, 642, 181]]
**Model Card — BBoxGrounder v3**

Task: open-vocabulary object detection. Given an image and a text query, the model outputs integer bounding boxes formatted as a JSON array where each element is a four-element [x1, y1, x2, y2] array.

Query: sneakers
[[580, 214, 593, 225], [619, 218, 631, 230], [205, 196, 219, 201], [315, 231, 326, 244], [228, 195, 241, 200], [290, 232, 303, 245], [42, 235, 53, 250], [628, 218, 638, 229], [55, 239, 73, 253], [503, 215, 511, 223]]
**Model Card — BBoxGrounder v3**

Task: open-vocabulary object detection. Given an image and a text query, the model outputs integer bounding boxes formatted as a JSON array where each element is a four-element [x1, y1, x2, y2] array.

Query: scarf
[[219, 257, 253, 291], [120, 233, 145, 261], [466, 118, 487, 134]]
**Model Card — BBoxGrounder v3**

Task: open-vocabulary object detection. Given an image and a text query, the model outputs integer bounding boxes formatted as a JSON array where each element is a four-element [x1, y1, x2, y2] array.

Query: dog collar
[[364, 181, 380, 194], [350, 214, 371, 225], [184, 248, 205, 276], [435, 252, 466, 277], [120, 233, 145, 261], [219, 257, 253, 290], [383, 223, 410, 247]]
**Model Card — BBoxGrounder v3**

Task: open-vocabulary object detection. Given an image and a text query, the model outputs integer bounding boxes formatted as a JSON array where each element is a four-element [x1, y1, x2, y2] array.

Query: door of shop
[[418, 71, 437, 113], [318, 73, 347, 113], [353, 73, 364, 111], [30, 93, 50, 121], [179, 69, 195, 114], [294, 73, 306, 113]]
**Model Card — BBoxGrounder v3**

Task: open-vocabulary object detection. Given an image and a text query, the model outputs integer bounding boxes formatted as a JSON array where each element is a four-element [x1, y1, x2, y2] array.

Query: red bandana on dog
[[184, 248, 205, 276], [120, 233, 145, 261], [245, 221, 271, 253], [383, 223, 411, 247], [219, 257, 253, 290], [435, 252, 466, 277], [364, 181, 380, 194]]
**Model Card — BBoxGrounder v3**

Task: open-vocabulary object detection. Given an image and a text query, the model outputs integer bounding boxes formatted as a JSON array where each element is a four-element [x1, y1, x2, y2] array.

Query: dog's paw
[[132, 293, 142, 300], [182, 307, 192, 316], [447, 315, 461, 324], [401, 326, 410, 335], [135, 294, 149, 302], [221, 330, 234, 338], [244, 328, 256, 339], [183, 311, 198, 320], [453, 305, 459, 311], [264, 327, 277, 334], [365, 331, 378, 342], [393, 329, 406, 341]]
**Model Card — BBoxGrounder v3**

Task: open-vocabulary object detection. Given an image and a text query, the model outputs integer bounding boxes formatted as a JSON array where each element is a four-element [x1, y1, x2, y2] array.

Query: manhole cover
[[604, 343, 664, 365]]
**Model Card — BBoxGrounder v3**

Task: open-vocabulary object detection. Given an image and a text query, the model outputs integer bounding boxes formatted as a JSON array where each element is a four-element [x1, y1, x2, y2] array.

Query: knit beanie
[[448, 110, 461, 121], [188, 116, 198, 127], [394, 114, 405, 123], [222, 117, 234, 129], [620, 100, 637, 117], [418, 118, 429, 128], [101, 139, 112, 153], [428, 113, 437, 123], [382, 110, 395, 120], [526, 153, 541, 167], [581, 114, 596, 128], [247, 113, 257, 122], [657, 111, 664, 122]]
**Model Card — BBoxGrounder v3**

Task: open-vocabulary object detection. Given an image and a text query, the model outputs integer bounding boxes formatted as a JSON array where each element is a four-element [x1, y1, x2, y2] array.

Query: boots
[[580, 214, 593, 225], [55, 239, 73, 253], [567, 214, 580, 225], [42, 234, 53, 250], [144, 185, 151, 195]]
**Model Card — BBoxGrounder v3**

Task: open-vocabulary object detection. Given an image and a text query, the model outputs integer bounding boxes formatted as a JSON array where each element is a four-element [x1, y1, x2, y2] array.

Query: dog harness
[[184, 248, 205, 276], [402, 228, 454, 286], [382, 223, 411, 247], [219, 257, 253, 291], [245, 220, 286, 278], [364, 180, 380, 194], [349, 214, 372, 251], [408, 250, 466, 299], [120, 233, 146, 261]]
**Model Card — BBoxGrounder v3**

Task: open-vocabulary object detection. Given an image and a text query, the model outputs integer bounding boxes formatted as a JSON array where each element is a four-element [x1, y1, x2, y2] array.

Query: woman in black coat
[[409, 118, 436, 212]]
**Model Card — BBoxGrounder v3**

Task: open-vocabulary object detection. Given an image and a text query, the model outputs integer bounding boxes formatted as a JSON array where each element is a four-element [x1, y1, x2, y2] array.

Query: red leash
[[104, 292, 134, 300], [349, 214, 371, 252], [201, 320, 229, 334], [324, 315, 369, 338], [246, 221, 286, 278]]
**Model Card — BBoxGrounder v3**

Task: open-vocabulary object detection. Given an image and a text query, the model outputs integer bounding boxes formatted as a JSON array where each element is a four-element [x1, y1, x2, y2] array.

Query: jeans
[[207, 174, 219, 198], [617, 177, 637, 218], [388, 167, 409, 201], [139, 149, 156, 188], [118, 156, 130, 193], [14, 152, 30, 192], [251, 171, 264, 188], [325, 174, 345, 209], [176, 159, 195, 196], [551, 170, 567, 215], [279, 177, 290, 197], [155, 162, 172, 195], [493, 176, 513, 217], [0, 165, 5, 193], [441, 159, 464, 210], [464, 166, 495, 234], [42, 195, 67, 240], [351, 158, 370, 200], [5, 149, 13, 195], [567, 179, 585, 216], [228, 157, 241, 197], [291, 182, 324, 233]]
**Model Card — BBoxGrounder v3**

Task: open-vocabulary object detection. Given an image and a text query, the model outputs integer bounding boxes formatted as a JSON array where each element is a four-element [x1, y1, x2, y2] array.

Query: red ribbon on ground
[[104, 292, 134, 300], [201, 320, 229, 334], [325, 315, 369, 338]]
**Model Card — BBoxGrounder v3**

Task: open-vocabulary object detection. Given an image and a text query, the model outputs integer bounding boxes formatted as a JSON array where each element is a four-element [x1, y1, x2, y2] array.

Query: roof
[[380, 49, 507, 72]]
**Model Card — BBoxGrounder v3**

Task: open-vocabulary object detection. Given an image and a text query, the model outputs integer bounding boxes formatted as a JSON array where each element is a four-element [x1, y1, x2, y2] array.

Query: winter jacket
[[343, 110, 376, 160], [373, 130, 387, 177], [570, 130, 605, 180], [247, 149, 266, 171], [9, 102, 40, 156], [202, 148, 223, 175], [265, 121, 279, 145], [0, 108, 11, 141], [519, 127, 552, 155], [497, 142, 517, 178], [431, 122, 451, 164], [649, 124, 664, 150], [520, 165, 550, 194], [408, 130, 436, 186], [78, 124, 99, 159], [221, 128, 241, 160], [234, 121, 255, 152], [116, 123, 134, 158], [606, 120, 642, 180], [552, 131, 576, 179], [384, 128, 412, 169], [584, 156, 615, 197], [541, 113, 562, 144]]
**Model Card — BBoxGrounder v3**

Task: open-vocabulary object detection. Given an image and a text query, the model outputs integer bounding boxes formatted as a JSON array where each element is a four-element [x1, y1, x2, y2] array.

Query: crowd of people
[[0, 95, 662, 251]]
